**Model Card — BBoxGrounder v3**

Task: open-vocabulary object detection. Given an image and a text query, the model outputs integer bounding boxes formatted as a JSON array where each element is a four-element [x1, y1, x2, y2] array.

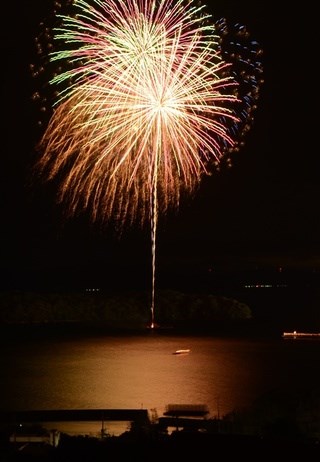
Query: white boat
[[172, 349, 190, 355]]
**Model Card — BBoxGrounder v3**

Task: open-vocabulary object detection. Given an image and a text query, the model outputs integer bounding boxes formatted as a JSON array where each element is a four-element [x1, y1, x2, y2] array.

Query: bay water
[[1, 330, 319, 436]]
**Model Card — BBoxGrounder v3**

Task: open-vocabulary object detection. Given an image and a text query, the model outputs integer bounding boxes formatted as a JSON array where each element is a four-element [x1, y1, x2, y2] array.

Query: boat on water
[[172, 349, 190, 355], [282, 331, 320, 339]]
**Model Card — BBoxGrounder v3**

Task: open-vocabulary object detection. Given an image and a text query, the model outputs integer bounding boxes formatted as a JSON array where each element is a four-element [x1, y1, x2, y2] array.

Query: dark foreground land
[[1, 425, 320, 462]]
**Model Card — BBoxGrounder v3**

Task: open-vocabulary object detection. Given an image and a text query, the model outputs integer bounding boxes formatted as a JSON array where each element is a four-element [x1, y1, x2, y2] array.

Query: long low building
[[0, 409, 150, 424]]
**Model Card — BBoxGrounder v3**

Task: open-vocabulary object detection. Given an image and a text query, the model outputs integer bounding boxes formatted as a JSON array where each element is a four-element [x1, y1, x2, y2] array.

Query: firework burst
[[33, 0, 263, 326], [34, 0, 242, 227]]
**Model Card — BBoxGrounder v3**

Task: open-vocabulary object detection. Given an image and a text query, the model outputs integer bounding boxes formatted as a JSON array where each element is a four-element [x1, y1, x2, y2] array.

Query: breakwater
[[0, 409, 149, 425]]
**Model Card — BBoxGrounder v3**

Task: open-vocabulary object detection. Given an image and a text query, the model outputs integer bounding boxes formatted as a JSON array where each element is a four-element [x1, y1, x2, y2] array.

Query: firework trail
[[33, 0, 263, 327]]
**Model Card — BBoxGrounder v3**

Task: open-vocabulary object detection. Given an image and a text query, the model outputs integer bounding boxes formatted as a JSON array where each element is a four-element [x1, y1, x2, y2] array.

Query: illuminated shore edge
[[282, 331, 320, 338]]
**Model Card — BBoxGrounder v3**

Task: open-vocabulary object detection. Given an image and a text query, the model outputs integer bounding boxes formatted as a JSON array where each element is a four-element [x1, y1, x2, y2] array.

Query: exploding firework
[[214, 18, 264, 168], [32, 0, 263, 327]]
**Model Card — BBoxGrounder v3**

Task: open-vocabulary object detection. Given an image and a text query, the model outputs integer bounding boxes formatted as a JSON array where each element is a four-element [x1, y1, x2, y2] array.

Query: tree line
[[0, 289, 251, 330]]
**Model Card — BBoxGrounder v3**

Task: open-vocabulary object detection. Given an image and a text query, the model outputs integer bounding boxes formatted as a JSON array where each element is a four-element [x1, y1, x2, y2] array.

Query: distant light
[[244, 284, 287, 289]]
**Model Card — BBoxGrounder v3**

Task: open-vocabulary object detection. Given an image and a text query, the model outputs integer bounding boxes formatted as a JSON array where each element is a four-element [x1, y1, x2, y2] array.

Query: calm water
[[1, 331, 320, 435]]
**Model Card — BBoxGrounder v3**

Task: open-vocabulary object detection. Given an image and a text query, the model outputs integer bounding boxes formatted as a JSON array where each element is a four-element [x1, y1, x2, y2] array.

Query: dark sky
[[0, 0, 317, 293]]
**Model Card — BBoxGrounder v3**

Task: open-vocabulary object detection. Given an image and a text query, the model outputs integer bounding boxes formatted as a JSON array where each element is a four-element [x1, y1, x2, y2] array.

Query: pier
[[0, 409, 150, 426], [282, 331, 320, 339]]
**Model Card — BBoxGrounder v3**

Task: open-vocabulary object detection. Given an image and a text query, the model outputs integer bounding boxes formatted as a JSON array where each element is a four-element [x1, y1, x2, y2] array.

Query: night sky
[[0, 0, 317, 293]]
